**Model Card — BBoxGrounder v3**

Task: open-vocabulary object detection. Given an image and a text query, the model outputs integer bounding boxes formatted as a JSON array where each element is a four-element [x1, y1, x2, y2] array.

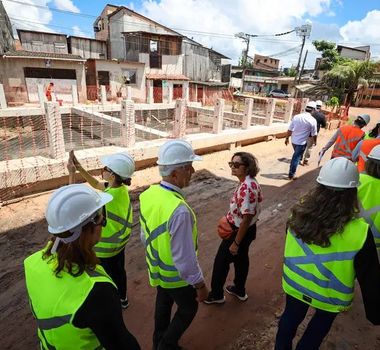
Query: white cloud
[[340, 10, 380, 44], [72, 25, 86, 37], [3, 0, 53, 33], [138, 0, 333, 67], [53, 0, 80, 13]]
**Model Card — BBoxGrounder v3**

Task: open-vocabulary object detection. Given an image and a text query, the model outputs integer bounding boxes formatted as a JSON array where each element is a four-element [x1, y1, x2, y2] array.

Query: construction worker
[[204, 152, 262, 305], [285, 101, 318, 179], [364, 122, 380, 140], [352, 122, 380, 172], [358, 145, 380, 255], [302, 100, 326, 166], [24, 184, 140, 349], [45, 82, 54, 101], [320, 114, 370, 161], [139, 139, 208, 350], [68, 151, 135, 309], [275, 158, 380, 350]]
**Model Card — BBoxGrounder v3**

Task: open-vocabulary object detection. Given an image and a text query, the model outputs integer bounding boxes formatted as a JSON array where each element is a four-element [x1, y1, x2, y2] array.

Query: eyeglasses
[[228, 161, 246, 169], [91, 214, 107, 228]]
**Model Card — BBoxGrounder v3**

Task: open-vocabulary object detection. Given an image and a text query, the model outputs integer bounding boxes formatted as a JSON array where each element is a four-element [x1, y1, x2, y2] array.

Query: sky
[[3, 0, 380, 69]]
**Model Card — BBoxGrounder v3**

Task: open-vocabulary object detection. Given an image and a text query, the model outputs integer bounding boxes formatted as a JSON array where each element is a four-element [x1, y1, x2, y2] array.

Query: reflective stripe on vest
[[140, 185, 198, 288], [332, 126, 364, 160], [282, 219, 368, 313], [357, 138, 380, 173], [94, 185, 133, 258], [358, 174, 380, 249], [24, 249, 114, 349]]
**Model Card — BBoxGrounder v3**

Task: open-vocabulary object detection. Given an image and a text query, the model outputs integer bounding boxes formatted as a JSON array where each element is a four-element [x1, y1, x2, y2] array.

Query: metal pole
[[298, 50, 308, 84]]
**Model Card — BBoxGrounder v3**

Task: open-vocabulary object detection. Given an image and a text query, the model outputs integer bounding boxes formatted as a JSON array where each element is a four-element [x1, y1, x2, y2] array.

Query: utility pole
[[235, 32, 252, 67], [293, 24, 312, 85], [298, 49, 309, 84]]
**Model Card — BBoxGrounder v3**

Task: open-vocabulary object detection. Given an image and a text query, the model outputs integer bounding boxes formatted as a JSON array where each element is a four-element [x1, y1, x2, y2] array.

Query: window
[[121, 69, 137, 84], [150, 40, 158, 52], [54, 42, 66, 48], [264, 59, 267, 63]]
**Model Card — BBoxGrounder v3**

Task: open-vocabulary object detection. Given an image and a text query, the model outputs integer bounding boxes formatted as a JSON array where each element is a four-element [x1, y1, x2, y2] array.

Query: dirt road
[[1, 107, 380, 349]]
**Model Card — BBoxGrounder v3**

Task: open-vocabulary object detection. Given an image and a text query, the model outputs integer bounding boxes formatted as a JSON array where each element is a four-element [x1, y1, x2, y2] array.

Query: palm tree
[[323, 60, 377, 113]]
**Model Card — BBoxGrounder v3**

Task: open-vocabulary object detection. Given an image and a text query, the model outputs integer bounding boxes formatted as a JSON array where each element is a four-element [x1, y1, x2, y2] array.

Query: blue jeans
[[274, 295, 338, 350], [289, 143, 306, 177]]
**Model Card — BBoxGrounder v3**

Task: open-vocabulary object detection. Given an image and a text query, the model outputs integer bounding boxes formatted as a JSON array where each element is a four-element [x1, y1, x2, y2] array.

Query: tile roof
[[1, 50, 85, 61]]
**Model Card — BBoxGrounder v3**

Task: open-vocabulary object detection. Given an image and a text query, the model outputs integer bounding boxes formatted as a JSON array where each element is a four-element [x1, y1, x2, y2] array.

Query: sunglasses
[[228, 161, 246, 169], [102, 166, 113, 173]]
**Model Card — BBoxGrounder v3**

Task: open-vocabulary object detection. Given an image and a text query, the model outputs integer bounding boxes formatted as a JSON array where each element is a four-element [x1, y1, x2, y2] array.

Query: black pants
[[99, 248, 127, 300], [275, 294, 338, 350], [153, 285, 198, 350], [210, 223, 256, 299]]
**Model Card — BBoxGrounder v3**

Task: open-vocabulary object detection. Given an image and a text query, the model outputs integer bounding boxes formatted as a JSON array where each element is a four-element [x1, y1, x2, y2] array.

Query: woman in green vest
[[68, 150, 135, 309], [275, 157, 380, 350], [24, 184, 140, 350], [364, 122, 380, 140], [358, 145, 380, 253]]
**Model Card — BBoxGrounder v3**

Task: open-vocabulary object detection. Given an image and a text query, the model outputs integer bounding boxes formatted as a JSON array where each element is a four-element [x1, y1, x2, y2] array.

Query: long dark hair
[[113, 173, 132, 186], [233, 152, 260, 178], [43, 221, 99, 277], [365, 158, 380, 179], [369, 123, 380, 138], [287, 184, 359, 247]]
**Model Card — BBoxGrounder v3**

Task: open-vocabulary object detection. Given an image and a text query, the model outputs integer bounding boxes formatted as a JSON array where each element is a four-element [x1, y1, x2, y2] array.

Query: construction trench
[[0, 100, 379, 349]]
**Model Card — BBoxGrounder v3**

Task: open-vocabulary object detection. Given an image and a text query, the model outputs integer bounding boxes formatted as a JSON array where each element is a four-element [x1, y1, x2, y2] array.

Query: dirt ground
[[1, 107, 380, 350]]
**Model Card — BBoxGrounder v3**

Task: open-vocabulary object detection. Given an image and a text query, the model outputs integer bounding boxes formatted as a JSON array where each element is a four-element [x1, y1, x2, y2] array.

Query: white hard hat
[[101, 152, 135, 179], [46, 184, 112, 235], [157, 140, 202, 166], [316, 100, 322, 107], [317, 157, 359, 189], [357, 114, 370, 125], [368, 145, 380, 161], [306, 101, 317, 109]]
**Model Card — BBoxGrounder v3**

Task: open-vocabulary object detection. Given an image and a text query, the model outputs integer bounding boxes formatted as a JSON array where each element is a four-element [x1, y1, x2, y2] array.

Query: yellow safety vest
[[358, 173, 380, 250], [24, 248, 115, 349], [283, 218, 368, 313], [94, 185, 133, 258], [139, 184, 198, 289]]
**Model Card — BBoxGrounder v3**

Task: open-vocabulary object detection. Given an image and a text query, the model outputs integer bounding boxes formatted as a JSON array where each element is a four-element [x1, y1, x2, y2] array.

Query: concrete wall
[[141, 53, 183, 75], [0, 58, 86, 104], [95, 60, 146, 101]]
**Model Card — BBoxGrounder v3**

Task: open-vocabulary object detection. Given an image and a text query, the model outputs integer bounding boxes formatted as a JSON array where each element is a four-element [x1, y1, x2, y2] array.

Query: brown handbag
[[217, 216, 234, 240]]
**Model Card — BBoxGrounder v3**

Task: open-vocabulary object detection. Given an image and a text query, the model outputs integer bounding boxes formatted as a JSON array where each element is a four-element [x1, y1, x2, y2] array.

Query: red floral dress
[[226, 176, 262, 227]]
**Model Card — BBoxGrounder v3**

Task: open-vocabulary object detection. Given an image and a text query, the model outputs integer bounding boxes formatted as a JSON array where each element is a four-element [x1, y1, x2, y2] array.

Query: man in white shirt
[[285, 101, 318, 180]]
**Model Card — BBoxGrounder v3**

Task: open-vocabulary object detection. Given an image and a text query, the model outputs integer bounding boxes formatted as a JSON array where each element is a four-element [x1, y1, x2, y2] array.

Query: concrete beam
[[100, 85, 107, 105], [213, 98, 225, 134], [242, 98, 253, 129], [265, 98, 276, 126], [71, 84, 78, 106], [284, 98, 295, 122], [44, 102, 65, 159], [0, 84, 7, 109], [37, 84, 45, 109], [173, 99, 187, 138]]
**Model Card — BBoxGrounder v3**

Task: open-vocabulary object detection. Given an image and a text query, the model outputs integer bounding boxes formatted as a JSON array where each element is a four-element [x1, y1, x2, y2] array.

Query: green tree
[[323, 59, 376, 107], [284, 67, 297, 77], [313, 40, 341, 70]]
